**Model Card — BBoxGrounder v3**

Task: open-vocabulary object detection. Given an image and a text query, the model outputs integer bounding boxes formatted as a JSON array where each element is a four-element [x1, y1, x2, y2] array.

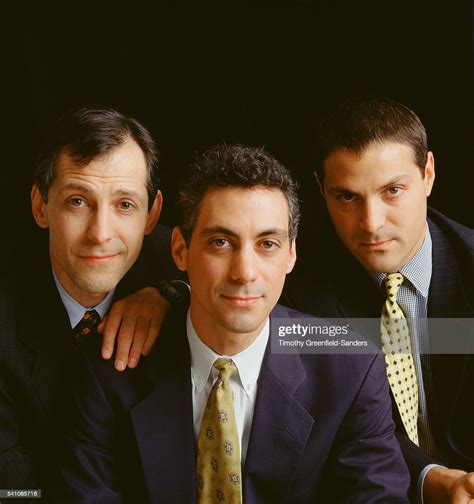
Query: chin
[[222, 314, 263, 335], [77, 277, 119, 297]]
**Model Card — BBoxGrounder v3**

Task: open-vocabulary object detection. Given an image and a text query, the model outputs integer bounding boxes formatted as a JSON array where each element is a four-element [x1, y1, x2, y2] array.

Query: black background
[[4, 1, 473, 244]]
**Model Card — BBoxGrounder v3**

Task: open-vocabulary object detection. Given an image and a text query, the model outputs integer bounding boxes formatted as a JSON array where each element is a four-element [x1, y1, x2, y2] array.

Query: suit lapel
[[17, 258, 75, 419], [426, 219, 472, 447], [131, 311, 197, 503], [244, 309, 314, 502]]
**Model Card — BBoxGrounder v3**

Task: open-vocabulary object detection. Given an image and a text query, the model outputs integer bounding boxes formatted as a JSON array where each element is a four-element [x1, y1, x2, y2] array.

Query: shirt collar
[[186, 310, 269, 396], [369, 225, 432, 297], [52, 268, 115, 328]]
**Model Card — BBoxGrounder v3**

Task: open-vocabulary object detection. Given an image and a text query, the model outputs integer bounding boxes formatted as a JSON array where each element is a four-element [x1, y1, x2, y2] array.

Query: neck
[[52, 266, 106, 308]]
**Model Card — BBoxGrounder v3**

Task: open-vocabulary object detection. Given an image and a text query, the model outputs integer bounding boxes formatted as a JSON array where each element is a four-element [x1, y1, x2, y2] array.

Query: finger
[[127, 318, 150, 369], [451, 485, 474, 504], [98, 314, 107, 333], [100, 304, 125, 359], [142, 318, 163, 356], [451, 493, 472, 504], [114, 318, 137, 372]]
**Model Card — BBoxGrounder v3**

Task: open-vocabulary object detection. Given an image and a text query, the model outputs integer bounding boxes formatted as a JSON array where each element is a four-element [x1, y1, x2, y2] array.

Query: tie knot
[[384, 272, 404, 300], [81, 310, 101, 325], [213, 358, 237, 382]]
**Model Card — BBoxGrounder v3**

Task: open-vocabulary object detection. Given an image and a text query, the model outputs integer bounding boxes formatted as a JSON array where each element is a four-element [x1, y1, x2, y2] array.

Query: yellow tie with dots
[[381, 273, 419, 445], [197, 358, 242, 504]]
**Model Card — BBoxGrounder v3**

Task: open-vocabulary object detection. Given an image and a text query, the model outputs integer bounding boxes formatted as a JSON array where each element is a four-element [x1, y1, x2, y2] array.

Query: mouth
[[360, 239, 394, 252], [221, 295, 262, 307], [78, 254, 119, 265]]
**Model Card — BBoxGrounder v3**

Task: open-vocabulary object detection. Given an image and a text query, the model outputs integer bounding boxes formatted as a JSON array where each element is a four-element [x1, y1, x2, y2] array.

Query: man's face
[[32, 138, 161, 306], [172, 187, 296, 353], [321, 141, 435, 273]]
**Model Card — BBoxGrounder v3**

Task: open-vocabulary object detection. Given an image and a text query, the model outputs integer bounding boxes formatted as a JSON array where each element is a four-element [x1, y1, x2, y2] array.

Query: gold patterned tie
[[381, 273, 419, 445], [197, 358, 242, 504]]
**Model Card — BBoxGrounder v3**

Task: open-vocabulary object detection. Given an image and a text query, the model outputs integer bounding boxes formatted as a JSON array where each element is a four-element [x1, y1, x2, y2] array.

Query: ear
[[171, 226, 188, 272], [286, 240, 297, 274], [423, 151, 436, 197], [144, 190, 163, 234], [31, 185, 49, 228], [314, 171, 325, 198]]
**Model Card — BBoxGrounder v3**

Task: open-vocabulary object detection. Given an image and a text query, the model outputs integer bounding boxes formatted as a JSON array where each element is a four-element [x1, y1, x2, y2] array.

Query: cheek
[[187, 254, 227, 288], [328, 209, 357, 239], [390, 193, 426, 229], [49, 215, 80, 247]]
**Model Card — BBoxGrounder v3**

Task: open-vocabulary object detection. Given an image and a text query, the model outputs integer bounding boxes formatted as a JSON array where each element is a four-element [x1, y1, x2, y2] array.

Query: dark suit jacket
[[57, 303, 410, 503], [0, 224, 181, 495], [283, 208, 474, 488]]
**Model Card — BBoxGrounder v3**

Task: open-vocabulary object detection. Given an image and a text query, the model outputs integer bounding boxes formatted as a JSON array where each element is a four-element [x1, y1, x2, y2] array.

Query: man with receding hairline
[[0, 107, 182, 493]]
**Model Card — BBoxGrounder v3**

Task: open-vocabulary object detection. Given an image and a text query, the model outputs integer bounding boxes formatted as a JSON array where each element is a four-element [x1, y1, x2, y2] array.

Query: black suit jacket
[[57, 304, 410, 503], [0, 224, 181, 495], [283, 208, 474, 487]]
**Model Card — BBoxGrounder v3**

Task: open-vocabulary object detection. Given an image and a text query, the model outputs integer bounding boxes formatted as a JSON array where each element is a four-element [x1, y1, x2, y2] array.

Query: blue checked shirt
[[369, 226, 443, 503]]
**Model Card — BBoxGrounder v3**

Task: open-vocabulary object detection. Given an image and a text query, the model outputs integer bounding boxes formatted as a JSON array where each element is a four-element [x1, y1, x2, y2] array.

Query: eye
[[68, 197, 85, 208], [387, 186, 402, 196], [260, 240, 279, 250], [337, 193, 355, 202], [118, 201, 134, 211], [210, 238, 231, 248]]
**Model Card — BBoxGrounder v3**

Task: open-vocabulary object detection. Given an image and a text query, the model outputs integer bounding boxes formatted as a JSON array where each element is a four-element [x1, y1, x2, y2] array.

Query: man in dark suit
[[0, 107, 181, 494], [58, 144, 410, 503], [284, 97, 474, 503]]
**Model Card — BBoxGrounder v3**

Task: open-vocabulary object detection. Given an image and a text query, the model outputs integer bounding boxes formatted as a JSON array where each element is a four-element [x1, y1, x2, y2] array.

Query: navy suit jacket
[[283, 208, 474, 489], [0, 225, 181, 493], [58, 303, 410, 503]]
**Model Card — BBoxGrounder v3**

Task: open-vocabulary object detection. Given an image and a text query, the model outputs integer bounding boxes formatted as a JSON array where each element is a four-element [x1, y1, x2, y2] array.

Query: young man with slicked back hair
[[284, 96, 474, 503]]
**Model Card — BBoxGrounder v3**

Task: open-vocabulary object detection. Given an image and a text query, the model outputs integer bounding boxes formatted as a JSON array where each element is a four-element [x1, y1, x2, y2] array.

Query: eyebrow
[[327, 175, 411, 195], [59, 184, 144, 201], [200, 225, 289, 240]]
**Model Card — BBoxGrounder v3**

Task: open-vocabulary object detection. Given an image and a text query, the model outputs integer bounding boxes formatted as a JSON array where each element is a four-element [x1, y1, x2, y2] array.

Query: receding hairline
[[58, 133, 142, 167]]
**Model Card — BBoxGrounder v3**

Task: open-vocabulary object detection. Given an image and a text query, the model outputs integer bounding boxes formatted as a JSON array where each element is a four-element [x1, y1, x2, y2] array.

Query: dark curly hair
[[177, 144, 300, 245]]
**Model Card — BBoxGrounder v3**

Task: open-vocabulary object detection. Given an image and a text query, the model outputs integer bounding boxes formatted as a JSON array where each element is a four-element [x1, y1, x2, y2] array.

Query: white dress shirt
[[186, 311, 269, 465]]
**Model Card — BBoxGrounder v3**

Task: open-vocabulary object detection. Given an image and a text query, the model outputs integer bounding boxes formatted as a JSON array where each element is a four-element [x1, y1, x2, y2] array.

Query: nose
[[360, 199, 386, 234], [86, 207, 114, 244], [230, 246, 257, 284]]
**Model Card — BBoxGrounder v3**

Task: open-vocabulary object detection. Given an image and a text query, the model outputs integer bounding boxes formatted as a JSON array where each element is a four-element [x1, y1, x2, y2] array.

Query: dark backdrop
[[4, 1, 473, 245]]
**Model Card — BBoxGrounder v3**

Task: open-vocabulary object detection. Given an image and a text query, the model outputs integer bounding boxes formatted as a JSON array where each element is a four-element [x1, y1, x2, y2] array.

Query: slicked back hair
[[177, 144, 300, 245], [33, 107, 159, 209], [315, 96, 428, 181]]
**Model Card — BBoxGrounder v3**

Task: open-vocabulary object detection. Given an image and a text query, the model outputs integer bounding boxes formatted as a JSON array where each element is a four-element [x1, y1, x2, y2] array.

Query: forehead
[[195, 186, 289, 233], [53, 138, 148, 190], [323, 142, 420, 185]]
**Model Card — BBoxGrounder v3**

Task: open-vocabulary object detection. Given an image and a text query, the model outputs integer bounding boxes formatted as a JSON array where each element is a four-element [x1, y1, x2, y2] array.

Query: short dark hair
[[33, 107, 159, 209], [315, 96, 428, 181], [177, 144, 300, 245]]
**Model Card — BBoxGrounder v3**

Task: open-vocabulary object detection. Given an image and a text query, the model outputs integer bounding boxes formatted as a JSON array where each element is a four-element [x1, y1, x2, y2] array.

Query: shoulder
[[428, 207, 474, 252]]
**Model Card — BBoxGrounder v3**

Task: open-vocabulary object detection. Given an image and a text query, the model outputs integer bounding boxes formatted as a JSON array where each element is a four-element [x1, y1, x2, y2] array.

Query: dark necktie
[[72, 309, 101, 350]]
